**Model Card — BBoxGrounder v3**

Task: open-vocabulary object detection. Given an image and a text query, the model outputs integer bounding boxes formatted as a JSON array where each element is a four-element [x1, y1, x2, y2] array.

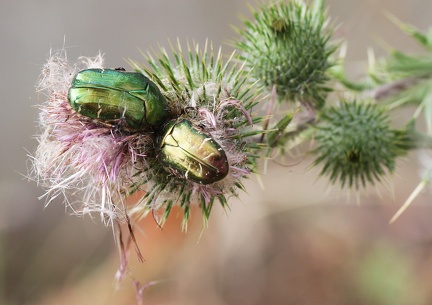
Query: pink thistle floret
[[193, 97, 252, 189]]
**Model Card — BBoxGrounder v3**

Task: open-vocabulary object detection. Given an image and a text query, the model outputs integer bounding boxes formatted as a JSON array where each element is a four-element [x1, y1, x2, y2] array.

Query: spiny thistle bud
[[235, 0, 336, 107], [313, 100, 409, 189]]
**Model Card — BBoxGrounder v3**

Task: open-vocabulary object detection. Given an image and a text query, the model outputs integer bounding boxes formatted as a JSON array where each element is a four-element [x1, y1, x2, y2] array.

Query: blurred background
[[1, 0, 432, 304]]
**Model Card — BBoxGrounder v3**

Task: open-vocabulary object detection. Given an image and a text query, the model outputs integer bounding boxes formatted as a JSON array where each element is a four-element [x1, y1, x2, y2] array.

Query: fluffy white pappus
[[31, 50, 151, 224], [37, 49, 104, 95]]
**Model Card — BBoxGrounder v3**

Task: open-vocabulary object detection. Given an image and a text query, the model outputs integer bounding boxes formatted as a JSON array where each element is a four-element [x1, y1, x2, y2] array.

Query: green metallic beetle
[[68, 68, 170, 130], [158, 119, 229, 184]]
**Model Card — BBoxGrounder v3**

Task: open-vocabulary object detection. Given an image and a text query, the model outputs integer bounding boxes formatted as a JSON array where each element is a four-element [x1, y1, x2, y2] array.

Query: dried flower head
[[31, 50, 154, 223], [30, 43, 262, 230]]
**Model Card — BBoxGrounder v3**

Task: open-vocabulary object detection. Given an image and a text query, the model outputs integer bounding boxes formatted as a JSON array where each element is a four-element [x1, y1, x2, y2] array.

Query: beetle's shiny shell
[[68, 68, 170, 130], [159, 119, 229, 184]]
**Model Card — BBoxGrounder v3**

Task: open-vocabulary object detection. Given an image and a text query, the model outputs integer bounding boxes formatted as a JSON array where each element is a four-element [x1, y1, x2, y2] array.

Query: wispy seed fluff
[[32, 50, 153, 223], [31, 44, 261, 228]]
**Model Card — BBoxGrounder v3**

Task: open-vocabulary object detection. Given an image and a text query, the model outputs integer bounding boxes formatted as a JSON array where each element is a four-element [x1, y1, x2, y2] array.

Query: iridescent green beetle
[[158, 119, 229, 184], [68, 68, 170, 130]]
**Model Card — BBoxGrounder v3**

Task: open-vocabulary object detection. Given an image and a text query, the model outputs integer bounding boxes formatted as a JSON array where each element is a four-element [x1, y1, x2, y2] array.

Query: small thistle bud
[[235, 0, 336, 107], [313, 100, 408, 189]]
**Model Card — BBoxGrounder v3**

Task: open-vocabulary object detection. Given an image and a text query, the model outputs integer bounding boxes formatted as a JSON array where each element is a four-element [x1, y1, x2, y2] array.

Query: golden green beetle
[[68, 68, 170, 130], [158, 119, 229, 184]]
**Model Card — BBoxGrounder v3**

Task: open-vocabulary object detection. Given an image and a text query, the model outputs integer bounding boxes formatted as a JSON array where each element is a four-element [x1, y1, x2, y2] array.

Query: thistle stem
[[389, 178, 428, 223]]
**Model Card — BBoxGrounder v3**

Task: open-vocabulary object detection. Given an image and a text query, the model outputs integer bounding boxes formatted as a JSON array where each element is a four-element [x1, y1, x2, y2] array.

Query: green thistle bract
[[236, 0, 336, 107], [129, 41, 262, 228], [313, 101, 407, 189]]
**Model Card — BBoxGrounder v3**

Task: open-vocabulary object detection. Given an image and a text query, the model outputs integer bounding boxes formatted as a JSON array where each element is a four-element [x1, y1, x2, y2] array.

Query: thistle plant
[[32, 42, 262, 233], [234, 0, 337, 158], [232, 0, 432, 212], [322, 11, 432, 214], [29, 0, 432, 288], [367, 18, 432, 219]]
